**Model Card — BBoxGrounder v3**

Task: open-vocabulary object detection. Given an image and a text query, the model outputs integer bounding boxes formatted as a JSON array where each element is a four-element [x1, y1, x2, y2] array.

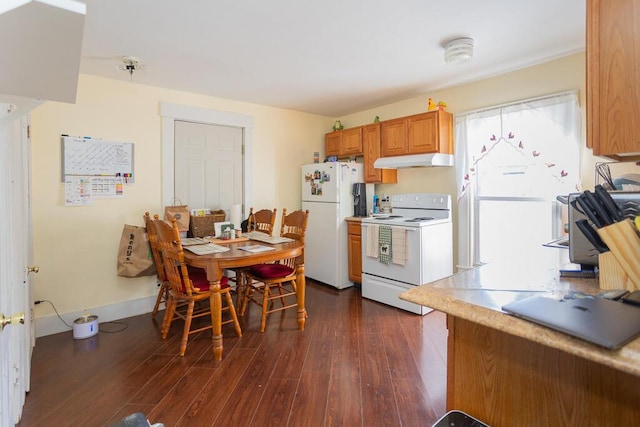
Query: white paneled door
[[0, 107, 34, 426], [174, 120, 243, 213]]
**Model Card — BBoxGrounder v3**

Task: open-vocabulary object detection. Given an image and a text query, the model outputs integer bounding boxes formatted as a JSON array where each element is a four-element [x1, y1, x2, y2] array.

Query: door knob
[[27, 265, 39, 274], [0, 312, 25, 331]]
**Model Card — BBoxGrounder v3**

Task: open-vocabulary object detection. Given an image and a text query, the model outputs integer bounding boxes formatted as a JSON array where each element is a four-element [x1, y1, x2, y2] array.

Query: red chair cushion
[[249, 263, 294, 279], [185, 266, 229, 292]]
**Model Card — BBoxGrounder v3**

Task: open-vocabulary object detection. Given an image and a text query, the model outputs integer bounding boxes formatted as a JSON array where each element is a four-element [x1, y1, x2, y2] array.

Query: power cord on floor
[[99, 321, 128, 333], [34, 300, 72, 329], [34, 300, 129, 334]]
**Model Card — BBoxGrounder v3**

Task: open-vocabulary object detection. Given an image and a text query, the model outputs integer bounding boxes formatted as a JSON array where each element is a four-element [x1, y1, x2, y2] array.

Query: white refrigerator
[[301, 162, 371, 289]]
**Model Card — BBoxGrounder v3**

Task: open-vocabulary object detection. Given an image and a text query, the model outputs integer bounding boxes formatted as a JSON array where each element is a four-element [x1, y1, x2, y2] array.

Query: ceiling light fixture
[[118, 56, 146, 81], [444, 37, 474, 65]]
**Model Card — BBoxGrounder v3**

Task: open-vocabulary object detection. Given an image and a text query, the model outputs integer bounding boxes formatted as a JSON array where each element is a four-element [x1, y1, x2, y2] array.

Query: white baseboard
[[34, 295, 157, 338]]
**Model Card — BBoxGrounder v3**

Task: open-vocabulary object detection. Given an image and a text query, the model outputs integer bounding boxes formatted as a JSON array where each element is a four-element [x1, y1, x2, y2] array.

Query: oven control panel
[[391, 193, 451, 210]]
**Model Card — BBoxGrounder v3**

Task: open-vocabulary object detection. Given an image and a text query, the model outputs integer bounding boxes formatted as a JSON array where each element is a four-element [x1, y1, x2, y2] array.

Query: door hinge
[[27, 125, 30, 139]]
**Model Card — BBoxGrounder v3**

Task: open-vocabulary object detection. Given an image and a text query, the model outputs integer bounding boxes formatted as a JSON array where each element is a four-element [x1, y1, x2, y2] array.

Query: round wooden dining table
[[182, 239, 306, 361]]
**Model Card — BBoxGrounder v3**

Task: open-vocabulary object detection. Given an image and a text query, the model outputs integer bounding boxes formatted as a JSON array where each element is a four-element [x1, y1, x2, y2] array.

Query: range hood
[[373, 153, 454, 169]]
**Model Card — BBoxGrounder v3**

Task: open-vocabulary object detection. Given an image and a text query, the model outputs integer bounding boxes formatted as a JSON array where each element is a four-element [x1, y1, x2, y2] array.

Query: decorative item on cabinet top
[[333, 120, 344, 131], [428, 97, 448, 111]]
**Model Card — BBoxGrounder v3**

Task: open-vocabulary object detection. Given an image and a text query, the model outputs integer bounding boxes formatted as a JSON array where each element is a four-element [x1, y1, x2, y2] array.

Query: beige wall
[[31, 74, 333, 334], [32, 53, 606, 335]]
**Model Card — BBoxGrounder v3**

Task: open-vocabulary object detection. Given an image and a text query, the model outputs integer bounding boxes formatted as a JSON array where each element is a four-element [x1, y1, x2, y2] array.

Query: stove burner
[[377, 215, 403, 220], [404, 217, 434, 222]]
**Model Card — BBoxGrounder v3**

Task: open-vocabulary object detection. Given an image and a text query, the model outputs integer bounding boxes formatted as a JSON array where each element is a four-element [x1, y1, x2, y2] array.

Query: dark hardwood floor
[[18, 280, 447, 427]]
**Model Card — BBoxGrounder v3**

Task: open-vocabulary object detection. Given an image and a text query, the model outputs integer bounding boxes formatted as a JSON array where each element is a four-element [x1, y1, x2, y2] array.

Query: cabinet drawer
[[347, 221, 362, 235]]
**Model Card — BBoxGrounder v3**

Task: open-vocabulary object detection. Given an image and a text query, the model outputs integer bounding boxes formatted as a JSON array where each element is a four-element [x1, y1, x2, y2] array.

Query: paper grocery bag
[[164, 199, 190, 232], [117, 224, 156, 278]]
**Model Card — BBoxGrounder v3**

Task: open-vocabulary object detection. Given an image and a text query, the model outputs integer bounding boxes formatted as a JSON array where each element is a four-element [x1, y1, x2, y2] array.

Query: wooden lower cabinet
[[447, 316, 640, 425], [347, 220, 362, 283]]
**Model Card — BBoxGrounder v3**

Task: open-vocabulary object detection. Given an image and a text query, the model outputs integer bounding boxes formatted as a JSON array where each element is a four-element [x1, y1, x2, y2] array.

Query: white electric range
[[360, 193, 453, 315]]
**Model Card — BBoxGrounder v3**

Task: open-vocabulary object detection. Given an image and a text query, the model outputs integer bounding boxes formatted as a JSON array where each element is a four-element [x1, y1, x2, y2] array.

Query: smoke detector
[[443, 38, 474, 65]]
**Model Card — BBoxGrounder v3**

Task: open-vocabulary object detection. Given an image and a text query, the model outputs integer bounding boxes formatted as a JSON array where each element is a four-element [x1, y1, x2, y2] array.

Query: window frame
[[455, 91, 580, 269]]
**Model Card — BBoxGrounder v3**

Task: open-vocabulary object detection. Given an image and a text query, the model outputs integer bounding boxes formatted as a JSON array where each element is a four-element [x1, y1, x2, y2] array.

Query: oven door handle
[[362, 224, 418, 231]]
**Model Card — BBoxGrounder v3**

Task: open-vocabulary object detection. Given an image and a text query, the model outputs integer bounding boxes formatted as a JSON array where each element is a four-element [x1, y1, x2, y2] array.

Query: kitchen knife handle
[[584, 190, 613, 226], [594, 184, 623, 222], [575, 195, 604, 228], [575, 219, 609, 253]]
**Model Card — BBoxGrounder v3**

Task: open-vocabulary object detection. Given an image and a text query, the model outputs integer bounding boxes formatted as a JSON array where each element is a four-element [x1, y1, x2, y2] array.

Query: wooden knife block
[[597, 219, 640, 291]]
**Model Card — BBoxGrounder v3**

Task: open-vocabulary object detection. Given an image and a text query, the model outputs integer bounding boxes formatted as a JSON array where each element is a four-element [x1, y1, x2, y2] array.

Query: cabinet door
[[342, 127, 363, 156], [407, 112, 438, 154], [381, 117, 408, 156], [363, 123, 397, 184], [588, 0, 640, 159], [347, 222, 362, 283], [325, 131, 342, 157], [363, 123, 382, 182]]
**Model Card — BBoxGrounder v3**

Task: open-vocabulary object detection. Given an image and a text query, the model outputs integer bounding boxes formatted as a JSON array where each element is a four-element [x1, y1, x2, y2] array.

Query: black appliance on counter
[[568, 191, 640, 269], [352, 183, 368, 217]]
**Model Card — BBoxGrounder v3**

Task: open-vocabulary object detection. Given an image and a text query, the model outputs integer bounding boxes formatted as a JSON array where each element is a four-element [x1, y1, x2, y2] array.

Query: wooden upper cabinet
[[587, 0, 640, 160], [408, 111, 453, 154], [381, 110, 453, 157], [363, 123, 397, 184], [324, 110, 452, 175], [325, 131, 341, 157], [325, 128, 363, 158], [381, 117, 409, 156], [341, 127, 363, 156]]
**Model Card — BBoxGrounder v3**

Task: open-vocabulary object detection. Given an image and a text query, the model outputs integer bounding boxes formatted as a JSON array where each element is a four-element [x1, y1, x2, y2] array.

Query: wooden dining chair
[[145, 212, 170, 318], [231, 207, 277, 308], [150, 217, 242, 356], [145, 211, 206, 319], [247, 207, 277, 235], [241, 209, 309, 332]]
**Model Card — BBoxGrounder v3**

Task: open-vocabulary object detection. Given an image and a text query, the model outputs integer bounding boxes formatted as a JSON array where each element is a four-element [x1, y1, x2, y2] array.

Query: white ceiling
[[79, 0, 586, 117]]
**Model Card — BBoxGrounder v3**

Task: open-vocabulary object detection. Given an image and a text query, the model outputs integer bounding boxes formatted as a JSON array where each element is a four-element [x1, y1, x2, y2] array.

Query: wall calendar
[[61, 135, 134, 182], [61, 135, 134, 205]]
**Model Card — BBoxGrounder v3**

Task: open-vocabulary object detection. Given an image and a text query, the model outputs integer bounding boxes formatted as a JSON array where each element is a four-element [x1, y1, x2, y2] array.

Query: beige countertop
[[345, 216, 366, 222], [399, 261, 640, 378]]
